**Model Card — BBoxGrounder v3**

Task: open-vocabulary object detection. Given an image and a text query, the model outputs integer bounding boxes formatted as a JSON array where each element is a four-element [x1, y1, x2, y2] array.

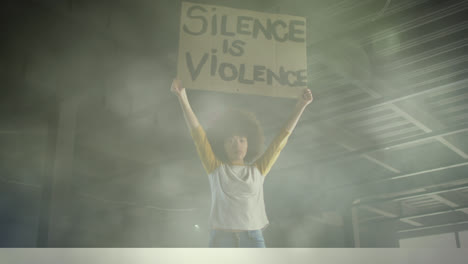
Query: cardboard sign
[[177, 2, 307, 98]]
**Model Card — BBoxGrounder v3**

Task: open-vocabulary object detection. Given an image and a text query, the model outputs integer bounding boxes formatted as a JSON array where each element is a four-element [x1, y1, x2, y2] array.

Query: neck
[[229, 160, 244, 165]]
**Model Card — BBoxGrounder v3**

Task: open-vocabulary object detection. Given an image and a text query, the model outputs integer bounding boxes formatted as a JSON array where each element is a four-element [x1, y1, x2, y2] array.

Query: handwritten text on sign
[[177, 2, 307, 98]]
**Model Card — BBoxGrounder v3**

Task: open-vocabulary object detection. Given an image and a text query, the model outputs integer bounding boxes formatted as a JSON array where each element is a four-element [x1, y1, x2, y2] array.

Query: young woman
[[171, 79, 313, 247]]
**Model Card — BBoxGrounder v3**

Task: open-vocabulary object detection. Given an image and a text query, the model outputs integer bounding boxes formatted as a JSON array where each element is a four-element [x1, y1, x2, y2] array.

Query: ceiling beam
[[387, 104, 431, 133], [360, 205, 423, 227], [359, 154, 401, 173], [377, 21, 468, 57], [313, 121, 401, 173], [436, 137, 468, 159], [305, 78, 468, 124], [398, 220, 468, 233], [400, 219, 424, 227], [389, 103, 468, 159], [430, 194, 460, 208], [313, 122, 468, 164], [360, 205, 397, 218], [387, 162, 468, 181], [354, 183, 468, 207], [360, 204, 468, 225]]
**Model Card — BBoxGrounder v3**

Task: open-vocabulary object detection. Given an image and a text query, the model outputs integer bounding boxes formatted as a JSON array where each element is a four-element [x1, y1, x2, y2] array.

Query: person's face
[[224, 135, 248, 163]]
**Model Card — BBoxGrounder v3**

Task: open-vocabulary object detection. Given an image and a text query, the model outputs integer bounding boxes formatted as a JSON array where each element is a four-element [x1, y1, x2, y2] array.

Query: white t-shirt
[[191, 126, 290, 230], [208, 163, 268, 230]]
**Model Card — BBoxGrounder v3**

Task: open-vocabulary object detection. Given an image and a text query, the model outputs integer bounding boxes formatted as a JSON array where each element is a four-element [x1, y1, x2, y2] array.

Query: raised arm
[[283, 89, 313, 133], [171, 79, 221, 174], [255, 89, 313, 176], [171, 79, 201, 130]]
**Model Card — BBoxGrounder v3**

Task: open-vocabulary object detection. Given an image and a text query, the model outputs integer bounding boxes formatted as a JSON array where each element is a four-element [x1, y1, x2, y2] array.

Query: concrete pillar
[[343, 204, 360, 247], [351, 206, 361, 247], [37, 96, 78, 247]]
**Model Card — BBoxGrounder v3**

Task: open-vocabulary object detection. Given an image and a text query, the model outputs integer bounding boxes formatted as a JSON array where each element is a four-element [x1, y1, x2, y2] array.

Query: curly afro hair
[[206, 108, 264, 164]]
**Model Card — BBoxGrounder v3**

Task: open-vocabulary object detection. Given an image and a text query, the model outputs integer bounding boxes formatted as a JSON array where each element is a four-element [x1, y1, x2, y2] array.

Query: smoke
[[1, 0, 393, 248]]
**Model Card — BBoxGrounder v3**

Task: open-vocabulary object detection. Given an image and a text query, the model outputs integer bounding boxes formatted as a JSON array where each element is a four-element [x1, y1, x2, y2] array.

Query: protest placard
[[177, 2, 307, 98]]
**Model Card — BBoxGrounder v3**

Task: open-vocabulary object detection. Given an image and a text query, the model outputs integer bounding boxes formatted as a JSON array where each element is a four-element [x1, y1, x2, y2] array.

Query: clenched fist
[[171, 79, 185, 98], [298, 89, 313, 107]]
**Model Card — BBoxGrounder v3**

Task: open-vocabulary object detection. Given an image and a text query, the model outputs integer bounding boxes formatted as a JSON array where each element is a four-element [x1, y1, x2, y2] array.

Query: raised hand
[[171, 79, 186, 97], [298, 89, 313, 107], [171, 78, 201, 130]]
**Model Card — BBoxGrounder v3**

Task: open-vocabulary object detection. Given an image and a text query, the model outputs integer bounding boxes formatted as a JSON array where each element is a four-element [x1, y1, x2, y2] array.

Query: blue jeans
[[208, 229, 266, 248]]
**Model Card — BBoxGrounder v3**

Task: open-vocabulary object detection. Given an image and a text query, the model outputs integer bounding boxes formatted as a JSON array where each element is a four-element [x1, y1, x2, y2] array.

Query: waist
[[212, 228, 244, 233], [211, 224, 269, 233]]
